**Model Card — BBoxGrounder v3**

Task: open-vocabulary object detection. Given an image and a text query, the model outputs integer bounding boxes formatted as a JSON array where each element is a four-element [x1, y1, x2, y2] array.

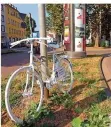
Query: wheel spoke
[[57, 58, 73, 93], [5, 68, 43, 123]]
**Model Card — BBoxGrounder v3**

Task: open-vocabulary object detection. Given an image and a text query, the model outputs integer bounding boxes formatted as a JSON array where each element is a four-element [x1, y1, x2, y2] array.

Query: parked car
[[48, 41, 60, 48], [26, 41, 30, 48]]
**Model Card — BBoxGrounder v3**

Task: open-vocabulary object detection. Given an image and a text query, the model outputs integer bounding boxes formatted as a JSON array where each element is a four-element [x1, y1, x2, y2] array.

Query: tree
[[86, 4, 111, 47], [45, 4, 64, 40], [24, 16, 36, 37]]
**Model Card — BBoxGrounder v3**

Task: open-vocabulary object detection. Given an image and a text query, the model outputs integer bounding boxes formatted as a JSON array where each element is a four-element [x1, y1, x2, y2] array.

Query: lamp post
[[29, 13, 33, 37]]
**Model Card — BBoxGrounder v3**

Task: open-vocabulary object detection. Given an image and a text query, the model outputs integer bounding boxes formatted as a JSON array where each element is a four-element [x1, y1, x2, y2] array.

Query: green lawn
[[1, 56, 111, 127]]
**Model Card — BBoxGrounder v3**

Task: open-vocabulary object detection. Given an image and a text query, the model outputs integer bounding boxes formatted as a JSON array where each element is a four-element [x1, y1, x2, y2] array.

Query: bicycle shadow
[[36, 107, 75, 127], [70, 87, 110, 113]]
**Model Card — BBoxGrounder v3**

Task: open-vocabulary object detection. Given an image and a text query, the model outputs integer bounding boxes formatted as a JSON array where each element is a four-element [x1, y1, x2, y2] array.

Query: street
[[1, 46, 54, 78], [1, 51, 29, 78]]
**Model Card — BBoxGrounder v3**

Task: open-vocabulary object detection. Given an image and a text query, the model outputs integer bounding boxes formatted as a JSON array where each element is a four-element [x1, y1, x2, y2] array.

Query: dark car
[[26, 41, 40, 54]]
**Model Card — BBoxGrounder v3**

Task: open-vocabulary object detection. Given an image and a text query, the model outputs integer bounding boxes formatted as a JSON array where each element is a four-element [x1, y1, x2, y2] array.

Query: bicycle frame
[[25, 41, 67, 90], [10, 38, 69, 92]]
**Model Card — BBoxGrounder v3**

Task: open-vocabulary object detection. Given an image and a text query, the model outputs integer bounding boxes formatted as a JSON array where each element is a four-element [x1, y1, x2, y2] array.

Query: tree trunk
[[94, 33, 100, 47]]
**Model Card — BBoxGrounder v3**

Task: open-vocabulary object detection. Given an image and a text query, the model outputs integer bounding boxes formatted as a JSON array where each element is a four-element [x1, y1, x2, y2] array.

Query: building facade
[[1, 4, 8, 48], [5, 4, 26, 44]]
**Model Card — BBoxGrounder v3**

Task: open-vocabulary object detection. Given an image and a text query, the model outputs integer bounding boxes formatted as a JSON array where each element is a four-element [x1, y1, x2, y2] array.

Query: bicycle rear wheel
[[56, 58, 73, 93], [5, 66, 43, 124]]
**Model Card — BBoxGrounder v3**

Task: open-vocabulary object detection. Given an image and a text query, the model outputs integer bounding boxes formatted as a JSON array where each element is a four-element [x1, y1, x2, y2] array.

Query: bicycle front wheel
[[5, 66, 43, 124], [57, 58, 74, 93]]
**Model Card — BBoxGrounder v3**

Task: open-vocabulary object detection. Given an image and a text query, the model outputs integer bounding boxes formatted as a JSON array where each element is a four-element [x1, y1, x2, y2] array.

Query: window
[[11, 10, 13, 16], [1, 15, 4, 22], [1, 4, 4, 11], [13, 12, 15, 16], [8, 9, 9, 14], [9, 28, 11, 33], [1, 25, 5, 32], [8, 18, 10, 24], [12, 29, 13, 34]]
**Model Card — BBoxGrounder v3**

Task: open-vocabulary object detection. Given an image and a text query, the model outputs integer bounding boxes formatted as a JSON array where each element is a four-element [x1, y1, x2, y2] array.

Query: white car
[[48, 41, 60, 48]]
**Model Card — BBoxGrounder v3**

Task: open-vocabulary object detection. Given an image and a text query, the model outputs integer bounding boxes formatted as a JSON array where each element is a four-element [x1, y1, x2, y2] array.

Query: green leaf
[[71, 117, 82, 127]]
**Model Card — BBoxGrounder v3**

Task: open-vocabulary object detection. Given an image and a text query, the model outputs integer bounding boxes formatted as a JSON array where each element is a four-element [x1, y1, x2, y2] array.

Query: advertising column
[[75, 4, 86, 52]]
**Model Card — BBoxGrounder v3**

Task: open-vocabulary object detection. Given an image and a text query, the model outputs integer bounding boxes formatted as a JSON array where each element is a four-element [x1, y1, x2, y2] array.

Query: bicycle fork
[[23, 42, 35, 97], [23, 67, 34, 97]]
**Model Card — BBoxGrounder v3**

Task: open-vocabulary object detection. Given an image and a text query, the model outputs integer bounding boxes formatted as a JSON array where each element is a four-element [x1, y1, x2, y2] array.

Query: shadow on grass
[[35, 108, 75, 127], [71, 88, 109, 113], [70, 84, 86, 97]]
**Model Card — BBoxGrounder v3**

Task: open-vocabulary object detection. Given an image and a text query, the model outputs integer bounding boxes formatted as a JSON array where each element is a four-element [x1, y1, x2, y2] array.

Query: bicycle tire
[[5, 66, 43, 124], [56, 58, 74, 93]]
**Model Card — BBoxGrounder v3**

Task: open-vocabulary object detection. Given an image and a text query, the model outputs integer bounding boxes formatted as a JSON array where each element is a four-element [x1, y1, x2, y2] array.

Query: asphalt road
[[1, 50, 30, 78], [1, 47, 53, 78]]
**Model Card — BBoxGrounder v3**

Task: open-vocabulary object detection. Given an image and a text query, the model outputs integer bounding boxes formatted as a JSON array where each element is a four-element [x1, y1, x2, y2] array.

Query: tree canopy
[[86, 4, 111, 47], [45, 4, 64, 35], [24, 16, 36, 37]]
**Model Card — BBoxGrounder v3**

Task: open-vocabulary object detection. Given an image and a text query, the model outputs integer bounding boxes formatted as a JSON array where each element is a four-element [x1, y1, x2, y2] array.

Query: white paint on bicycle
[[22, 91, 32, 97]]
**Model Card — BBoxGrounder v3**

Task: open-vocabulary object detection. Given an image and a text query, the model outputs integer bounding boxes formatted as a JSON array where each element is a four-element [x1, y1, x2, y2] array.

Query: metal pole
[[29, 13, 33, 37], [70, 4, 74, 52], [38, 4, 49, 101]]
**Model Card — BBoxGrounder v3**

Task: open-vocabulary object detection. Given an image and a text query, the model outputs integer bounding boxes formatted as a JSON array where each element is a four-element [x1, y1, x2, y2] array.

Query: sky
[[14, 4, 40, 31]]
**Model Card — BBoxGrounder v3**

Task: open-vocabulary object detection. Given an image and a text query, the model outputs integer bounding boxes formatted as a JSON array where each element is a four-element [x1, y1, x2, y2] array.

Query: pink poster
[[64, 4, 70, 44]]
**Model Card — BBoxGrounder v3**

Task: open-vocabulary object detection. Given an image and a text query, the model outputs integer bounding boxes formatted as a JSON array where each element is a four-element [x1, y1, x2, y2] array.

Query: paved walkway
[[101, 55, 111, 91], [86, 47, 111, 55]]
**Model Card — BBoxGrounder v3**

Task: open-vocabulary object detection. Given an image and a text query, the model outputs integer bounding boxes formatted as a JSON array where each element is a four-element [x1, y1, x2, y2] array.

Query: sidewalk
[[86, 47, 111, 51], [86, 47, 111, 55], [101, 55, 111, 91], [48, 46, 111, 55]]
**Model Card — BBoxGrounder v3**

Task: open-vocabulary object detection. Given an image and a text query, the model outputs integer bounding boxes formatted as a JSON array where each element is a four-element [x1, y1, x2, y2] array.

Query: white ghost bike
[[5, 37, 73, 124]]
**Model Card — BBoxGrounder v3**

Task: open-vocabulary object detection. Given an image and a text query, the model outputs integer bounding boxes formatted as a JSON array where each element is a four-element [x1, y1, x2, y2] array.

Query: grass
[[1, 55, 111, 127]]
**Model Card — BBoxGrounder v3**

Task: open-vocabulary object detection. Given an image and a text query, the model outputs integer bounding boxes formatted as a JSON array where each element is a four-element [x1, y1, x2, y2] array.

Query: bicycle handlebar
[[10, 37, 53, 48]]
